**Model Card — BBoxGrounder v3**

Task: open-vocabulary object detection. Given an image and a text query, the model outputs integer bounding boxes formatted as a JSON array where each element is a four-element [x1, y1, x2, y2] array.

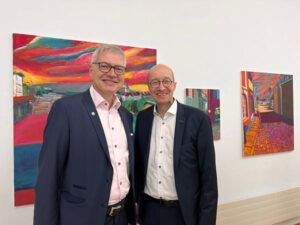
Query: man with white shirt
[[34, 44, 136, 225], [135, 64, 218, 225]]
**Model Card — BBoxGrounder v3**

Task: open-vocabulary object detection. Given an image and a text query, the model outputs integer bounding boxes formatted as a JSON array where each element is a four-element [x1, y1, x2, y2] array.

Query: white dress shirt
[[144, 100, 178, 200]]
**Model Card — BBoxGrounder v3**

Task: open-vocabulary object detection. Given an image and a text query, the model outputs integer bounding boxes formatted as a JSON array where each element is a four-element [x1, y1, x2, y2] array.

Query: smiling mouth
[[103, 79, 118, 84], [157, 93, 168, 96]]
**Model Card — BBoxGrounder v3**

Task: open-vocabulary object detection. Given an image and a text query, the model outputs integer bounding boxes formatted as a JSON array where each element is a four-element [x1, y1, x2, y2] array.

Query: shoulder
[[57, 92, 85, 104], [177, 102, 211, 130], [47, 92, 87, 117], [178, 102, 208, 118], [137, 105, 154, 118], [119, 106, 133, 118], [52, 91, 87, 108]]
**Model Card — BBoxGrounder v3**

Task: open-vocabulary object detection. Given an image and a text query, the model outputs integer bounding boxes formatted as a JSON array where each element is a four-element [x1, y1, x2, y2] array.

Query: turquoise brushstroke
[[29, 37, 74, 49], [33, 48, 95, 62]]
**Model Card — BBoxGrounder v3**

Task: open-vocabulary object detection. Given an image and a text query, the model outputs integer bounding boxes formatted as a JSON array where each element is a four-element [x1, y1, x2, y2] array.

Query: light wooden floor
[[274, 217, 300, 225]]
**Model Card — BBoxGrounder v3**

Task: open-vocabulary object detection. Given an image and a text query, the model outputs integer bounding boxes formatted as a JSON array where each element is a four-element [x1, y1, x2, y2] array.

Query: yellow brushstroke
[[124, 48, 144, 58], [124, 72, 134, 79], [129, 84, 149, 92], [13, 67, 91, 85], [129, 56, 156, 66]]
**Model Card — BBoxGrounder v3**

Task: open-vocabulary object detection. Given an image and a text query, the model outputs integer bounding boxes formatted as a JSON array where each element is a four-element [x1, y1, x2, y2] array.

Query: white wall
[[1, 0, 300, 224]]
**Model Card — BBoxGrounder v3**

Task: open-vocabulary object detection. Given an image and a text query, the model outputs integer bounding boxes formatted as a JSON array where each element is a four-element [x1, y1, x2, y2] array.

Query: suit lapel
[[143, 107, 154, 177], [174, 102, 186, 169], [81, 90, 110, 162], [118, 107, 134, 175]]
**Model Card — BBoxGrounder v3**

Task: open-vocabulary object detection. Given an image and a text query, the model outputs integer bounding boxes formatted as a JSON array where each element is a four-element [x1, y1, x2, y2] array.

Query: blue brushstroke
[[49, 71, 89, 76], [14, 144, 42, 190], [126, 62, 156, 72], [29, 37, 75, 49], [33, 48, 94, 62]]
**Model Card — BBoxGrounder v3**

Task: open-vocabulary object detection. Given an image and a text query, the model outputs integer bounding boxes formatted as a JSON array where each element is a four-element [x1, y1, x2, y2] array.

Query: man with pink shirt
[[34, 45, 136, 225]]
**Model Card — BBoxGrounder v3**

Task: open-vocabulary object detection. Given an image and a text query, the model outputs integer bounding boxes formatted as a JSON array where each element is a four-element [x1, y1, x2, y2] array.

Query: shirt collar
[[153, 99, 177, 117], [90, 86, 121, 110]]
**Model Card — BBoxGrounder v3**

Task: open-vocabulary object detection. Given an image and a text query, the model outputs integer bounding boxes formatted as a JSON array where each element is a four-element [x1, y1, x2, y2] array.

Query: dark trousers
[[105, 208, 128, 225], [141, 196, 186, 225]]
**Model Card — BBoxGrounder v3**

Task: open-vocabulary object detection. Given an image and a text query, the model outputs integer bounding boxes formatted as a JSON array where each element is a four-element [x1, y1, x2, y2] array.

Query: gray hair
[[91, 44, 126, 65]]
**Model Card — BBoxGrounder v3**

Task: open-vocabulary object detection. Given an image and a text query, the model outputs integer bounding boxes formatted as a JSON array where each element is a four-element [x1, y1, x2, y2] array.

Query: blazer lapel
[[81, 90, 110, 162], [174, 102, 186, 169], [118, 107, 134, 175], [142, 107, 154, 177]]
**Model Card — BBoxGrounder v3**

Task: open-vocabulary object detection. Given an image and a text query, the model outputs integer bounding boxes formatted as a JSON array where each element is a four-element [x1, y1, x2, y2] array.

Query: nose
[[107, 68, 117, 78], [158, 81, 165, 90]]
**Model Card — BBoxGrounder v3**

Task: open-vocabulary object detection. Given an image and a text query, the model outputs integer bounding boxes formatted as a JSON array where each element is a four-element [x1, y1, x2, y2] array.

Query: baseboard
[[217, 187, 300, 225]]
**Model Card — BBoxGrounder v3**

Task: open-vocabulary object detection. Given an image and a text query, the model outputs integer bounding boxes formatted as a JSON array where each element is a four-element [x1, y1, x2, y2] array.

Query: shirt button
[[161, 136, 163, 139], [114, 145, 117, 148], [158, 181, 161, 184], [160, 151, 163, 154], [162, 122, 165, 125], [159, 165, 161, 168], [118, 162, 121, 166], [112, 127, 114, 130], [120, 182, 122, 185]]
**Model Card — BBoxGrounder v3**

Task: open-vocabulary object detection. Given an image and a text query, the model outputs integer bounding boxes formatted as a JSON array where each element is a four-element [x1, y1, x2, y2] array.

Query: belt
[[107, 199, 125, 217], [144, 194, 179, 207]]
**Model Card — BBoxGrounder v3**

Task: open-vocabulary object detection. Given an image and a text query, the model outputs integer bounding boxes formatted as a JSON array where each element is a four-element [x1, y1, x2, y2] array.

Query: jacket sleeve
[[33, 100, 70, 225], [197, 114, 218, 225]]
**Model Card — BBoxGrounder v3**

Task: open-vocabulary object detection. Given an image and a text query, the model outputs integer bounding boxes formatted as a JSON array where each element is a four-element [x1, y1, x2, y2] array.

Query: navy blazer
[[135, 101, 218, 225], [34, 90, 136, 225]]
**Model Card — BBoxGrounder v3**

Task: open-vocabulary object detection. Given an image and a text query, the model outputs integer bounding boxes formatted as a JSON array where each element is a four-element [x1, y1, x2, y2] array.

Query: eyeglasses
[[92, 62, 126, 75], [149, 79, 174, 88]]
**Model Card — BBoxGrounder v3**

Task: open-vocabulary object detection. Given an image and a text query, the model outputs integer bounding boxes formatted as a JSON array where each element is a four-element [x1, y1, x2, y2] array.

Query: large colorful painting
[[185, 88, 220, 140], [241, 71, 294, 156], [13, 33, 156, 206]]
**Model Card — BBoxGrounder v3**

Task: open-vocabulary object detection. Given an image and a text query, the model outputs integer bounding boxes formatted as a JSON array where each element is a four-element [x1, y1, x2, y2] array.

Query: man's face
[[90, 50, 125, 97], [148, 65, 176, 106]]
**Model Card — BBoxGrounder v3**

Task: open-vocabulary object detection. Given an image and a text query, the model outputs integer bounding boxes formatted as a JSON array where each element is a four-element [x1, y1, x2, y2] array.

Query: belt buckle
[[109, 205, 122, 216]]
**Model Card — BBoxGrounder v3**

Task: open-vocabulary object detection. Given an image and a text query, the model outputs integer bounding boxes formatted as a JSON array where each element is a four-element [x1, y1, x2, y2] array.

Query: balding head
[[147, 64, 176, 110], [148, 64, 175, 83]]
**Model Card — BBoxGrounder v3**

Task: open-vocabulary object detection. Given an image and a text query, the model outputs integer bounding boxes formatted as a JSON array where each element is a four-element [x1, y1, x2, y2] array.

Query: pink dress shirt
[[90, 86, 130, 205]]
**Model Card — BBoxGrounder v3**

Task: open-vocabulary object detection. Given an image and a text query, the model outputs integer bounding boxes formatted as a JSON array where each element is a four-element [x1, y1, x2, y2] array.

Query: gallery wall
[[1, 0, 300, 224]]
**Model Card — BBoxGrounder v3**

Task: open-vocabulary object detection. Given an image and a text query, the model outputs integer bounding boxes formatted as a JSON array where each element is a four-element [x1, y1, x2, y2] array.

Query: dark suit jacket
[[135, 101, 218, 225], [34, 90, 136, 225]]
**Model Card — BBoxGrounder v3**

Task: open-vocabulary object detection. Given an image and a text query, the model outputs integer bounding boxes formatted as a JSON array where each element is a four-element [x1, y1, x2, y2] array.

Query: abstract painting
[[241, 71, 294, 156], [13, 33, 156, 206], [185, 88, 220, 140]]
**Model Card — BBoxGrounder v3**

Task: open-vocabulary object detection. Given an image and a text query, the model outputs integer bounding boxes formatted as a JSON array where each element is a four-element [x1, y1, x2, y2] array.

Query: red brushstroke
[[14, 96, 35, 103], [13, 33, 36, 49], [15, 189, 35, 206], [14, 114, 48, 146]]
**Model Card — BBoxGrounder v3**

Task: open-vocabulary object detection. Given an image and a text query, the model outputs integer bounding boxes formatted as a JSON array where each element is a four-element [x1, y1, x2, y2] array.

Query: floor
[[274, 217, 300, 225]]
